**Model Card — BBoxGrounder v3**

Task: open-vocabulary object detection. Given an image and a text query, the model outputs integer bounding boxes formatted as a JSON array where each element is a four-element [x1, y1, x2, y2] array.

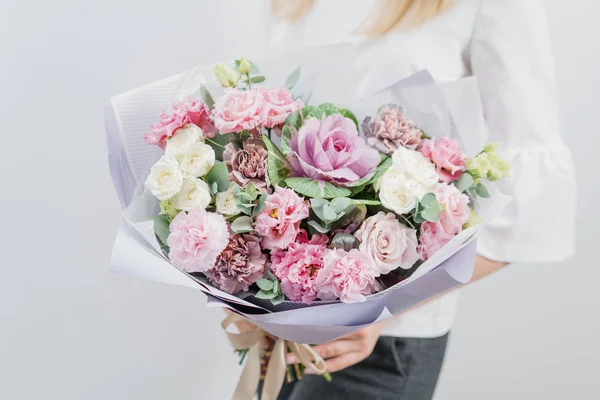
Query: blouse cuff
[[476, 143, 576, 264]]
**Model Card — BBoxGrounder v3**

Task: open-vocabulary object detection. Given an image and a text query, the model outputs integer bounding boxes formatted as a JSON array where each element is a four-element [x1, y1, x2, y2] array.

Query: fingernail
[[286, 354, 296, 364]]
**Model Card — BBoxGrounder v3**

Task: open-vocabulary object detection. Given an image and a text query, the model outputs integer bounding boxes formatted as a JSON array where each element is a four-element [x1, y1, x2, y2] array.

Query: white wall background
[[0, 1, 597, 399]]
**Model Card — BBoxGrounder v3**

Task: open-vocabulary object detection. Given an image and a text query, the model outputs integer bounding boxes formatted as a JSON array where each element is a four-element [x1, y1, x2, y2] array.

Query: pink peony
[[354, 212, 419, 274], [223, 138, 270, 193], [289, 114, 381, 185], [167, 209, 229, 273], [420, 137, 467, 183], [260, 87, 304, 128], [212, 89, 269, 134], [254, 186, 309, 251], [316, 248, 378, 303], [205, 233, 267, 294], [417, 221, 453, 261], [434, 183, 470, 235], [362, 104, 422, 154], [271, 234, 329, 304], [144, 98, 216, 148]]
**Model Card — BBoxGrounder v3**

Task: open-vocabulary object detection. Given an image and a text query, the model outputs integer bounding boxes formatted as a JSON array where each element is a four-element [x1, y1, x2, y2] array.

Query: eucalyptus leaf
[[271, 293, 285, 305], [250, 76, 265, 83], [199, 84, 215, 109], [284, 177, 352, 199], [330, 204, 367, 233], [255, 290, 278, 300], [455, 173, 474, 193], [475, 182, 490, 198], [262, 134, 290, 187], [330, 233, 360, 251], [231, 215, 253, 233], [272, 279, 280, 294], [307, 220, 331, 234], [256, 279, 274, 292], [421, 207, 440, 223], [420, 193, 437, 208], [321, 205, 339, 221], [330, 197, 352, 214], [153, 214, 171, 246], [413, 213, 426, 224], [207, 162, 230, 193], [253, 193, 268, 216], [205, 133, 229, 161], [285, 66, 301, 89]]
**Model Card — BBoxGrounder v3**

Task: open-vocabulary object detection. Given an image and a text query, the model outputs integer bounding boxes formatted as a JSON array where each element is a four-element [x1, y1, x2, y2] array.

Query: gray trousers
[[259, 334, 449, 400]]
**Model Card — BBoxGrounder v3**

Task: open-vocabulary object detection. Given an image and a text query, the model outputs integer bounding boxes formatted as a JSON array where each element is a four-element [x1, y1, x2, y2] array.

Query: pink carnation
[[271, 234, 328, 304], [417, 221, 453, 261], [205, 233, 267, 294], [144, 98, 216, 148], [316, 249, 378, 303], [212, 89, 269, 134], [254, 186, 309, 250], [434, 183, 470, 235], [362, 104, 422, 154], [420, 137, 467, 183], [167, 209, 229, 273], [260, 87, 304, 128]]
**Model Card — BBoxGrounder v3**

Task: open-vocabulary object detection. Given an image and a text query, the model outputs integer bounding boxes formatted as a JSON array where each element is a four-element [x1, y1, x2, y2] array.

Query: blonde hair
[[271, 0, 455, 36]]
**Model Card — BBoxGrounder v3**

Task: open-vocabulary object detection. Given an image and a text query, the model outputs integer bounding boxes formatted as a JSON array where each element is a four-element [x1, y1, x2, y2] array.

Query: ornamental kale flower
[[362, 104, 422, 154], [205, 233, 267, 294]]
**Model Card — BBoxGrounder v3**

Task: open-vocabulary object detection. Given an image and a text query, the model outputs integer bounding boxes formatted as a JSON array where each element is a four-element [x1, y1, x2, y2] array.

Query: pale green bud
[[486, 152, 510, 181], [465, 153, 491, 179], [238, 57, 251, 75], [463, 207, 484, 229], [483, 142, 499, 153], [213, 62, 241, 88], [159, 199, 180, 222]]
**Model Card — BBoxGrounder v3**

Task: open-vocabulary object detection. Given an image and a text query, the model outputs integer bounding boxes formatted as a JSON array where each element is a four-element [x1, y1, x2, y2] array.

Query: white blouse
[[266, 0, 576, 338]]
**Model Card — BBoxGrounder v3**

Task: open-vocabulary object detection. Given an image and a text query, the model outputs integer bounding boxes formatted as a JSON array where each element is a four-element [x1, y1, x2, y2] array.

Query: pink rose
[[362, 104, 422, 154], [354, 212, 419, 274], [316, 248, 378, 303], [167, 209, 229, 273], [205, 233, 267, 294], [212, 89, 269, 134], [420, 137, 467, 183], [260, 87, 304, 128], [254, 186, 309, 250], [434, 183, 470, 235], [271, 234, 328, 304], [417, 221, 453, 261], [289, 114, 381, 185], [144, 98, 216, 148]]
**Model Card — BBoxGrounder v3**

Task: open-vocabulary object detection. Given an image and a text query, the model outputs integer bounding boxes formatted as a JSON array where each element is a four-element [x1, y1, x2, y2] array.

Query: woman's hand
[[286, 320, 387, 373]]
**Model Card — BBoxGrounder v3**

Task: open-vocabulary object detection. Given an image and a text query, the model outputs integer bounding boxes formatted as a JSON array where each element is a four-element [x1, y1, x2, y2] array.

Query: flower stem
[[205, 137, 225, 149]]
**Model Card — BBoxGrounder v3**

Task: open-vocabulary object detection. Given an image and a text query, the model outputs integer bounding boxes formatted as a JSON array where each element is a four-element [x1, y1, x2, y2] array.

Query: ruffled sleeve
[[469, 0, 576, 263]]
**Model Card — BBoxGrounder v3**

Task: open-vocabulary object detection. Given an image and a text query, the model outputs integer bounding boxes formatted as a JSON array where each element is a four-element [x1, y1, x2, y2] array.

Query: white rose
[[216, 184, 241, 216], [179, 142, 216, 178], [165, 124, 203, 156], [391, 146, 439, 188], [145, 155, 184, 201], [378, 173, 419, 214], [172, 178, 212, 211]]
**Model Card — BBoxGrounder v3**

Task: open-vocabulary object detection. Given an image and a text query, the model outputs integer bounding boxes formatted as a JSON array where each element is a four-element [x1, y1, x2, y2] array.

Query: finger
[[305, 352, 362, 374], [286, 339, 358, 365]]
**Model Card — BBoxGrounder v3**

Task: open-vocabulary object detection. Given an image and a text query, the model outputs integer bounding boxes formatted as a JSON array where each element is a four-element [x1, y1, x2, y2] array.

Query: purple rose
[[288, 114, 381, 185]]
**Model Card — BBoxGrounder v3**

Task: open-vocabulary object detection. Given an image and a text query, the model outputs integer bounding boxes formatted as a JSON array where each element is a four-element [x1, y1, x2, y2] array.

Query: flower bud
[[238, 57, 251, 75], [213, 62, 241, 88]]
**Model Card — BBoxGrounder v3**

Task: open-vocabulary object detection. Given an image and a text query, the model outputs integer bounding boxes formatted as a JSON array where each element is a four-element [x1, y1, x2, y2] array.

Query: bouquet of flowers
[[106, 46, 510, 399]]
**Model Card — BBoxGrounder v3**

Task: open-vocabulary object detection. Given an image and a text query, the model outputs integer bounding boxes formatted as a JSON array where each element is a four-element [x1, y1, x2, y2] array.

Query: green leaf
[[285, 66, 301, 90], [255, 290, 278, 300], [231, 215, 253, 233], [337, 107, 359, 130], [421, 206, 440, 223], [205, 133, 230, 161], [413, 213, 426, 224], [256, 279, 274, 292], [329, 197, 352, 214], [261, 134, 290, 187], [307, 220, 331, 234], [330, 233, 360, 251], [368, 155, 393, 188], [315, 103, 339, 116], [199, 84, 214, 109], [253, 193, 268, 217], [475, 182, 490, 198], [249, 76, 265, 83], [351, 199, 381, 206], [153, 214, 171, 246], [207, 162, 230, 193], [272, 279, 280, 294], [331, 204, 367, 232], [455, 173, 474, 193], [271, 293, 285, 305], [420, 193, 438, 208], [210, 181, 219, 195], [284, 177, 352, 199]]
